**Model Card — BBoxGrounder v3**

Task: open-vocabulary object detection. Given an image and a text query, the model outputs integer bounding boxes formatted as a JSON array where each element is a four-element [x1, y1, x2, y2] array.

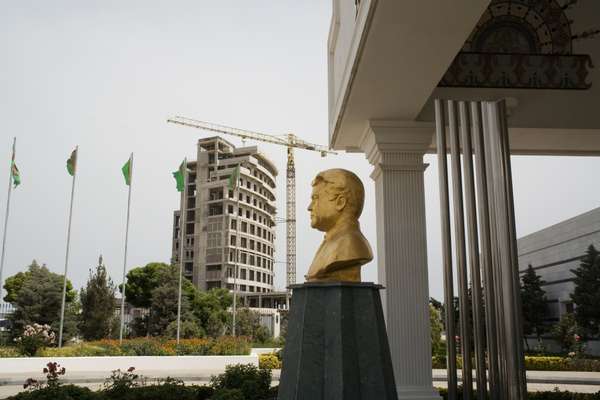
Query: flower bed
[[0, 337, 251, 357]]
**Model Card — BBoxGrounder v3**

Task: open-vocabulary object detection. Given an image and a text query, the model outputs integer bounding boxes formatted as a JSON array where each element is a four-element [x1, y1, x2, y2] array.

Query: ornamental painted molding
[[439, 0, 597, 90]]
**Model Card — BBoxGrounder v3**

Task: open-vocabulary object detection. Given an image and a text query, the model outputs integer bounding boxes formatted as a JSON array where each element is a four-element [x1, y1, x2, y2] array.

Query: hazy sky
[[1, 1, 599, 302]]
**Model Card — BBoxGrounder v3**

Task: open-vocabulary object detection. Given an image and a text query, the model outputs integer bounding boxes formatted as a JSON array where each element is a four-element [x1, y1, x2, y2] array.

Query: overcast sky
[[1, 1, 599, 302]]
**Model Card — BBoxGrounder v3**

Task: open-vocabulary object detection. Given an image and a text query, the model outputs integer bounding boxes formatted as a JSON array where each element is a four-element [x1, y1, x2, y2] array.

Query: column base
[[277, 282, 397, 400]]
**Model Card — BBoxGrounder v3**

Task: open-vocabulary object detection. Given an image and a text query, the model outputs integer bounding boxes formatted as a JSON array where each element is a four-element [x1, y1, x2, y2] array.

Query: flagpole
[[0, 138, 16, 301], [232, 189, 239, 336], [59, 145, 78, 348], [176, 158, 188, 344], [119, 153, 133, 343]]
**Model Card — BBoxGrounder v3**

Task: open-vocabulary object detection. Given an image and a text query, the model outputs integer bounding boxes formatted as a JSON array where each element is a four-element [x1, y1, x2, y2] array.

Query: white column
[[361, 121, 440, 400]]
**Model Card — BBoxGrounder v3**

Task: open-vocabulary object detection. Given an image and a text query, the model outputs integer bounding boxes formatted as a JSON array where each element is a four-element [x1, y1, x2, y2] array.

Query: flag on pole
[[121, 156, 132, 186], [66, 148, 77, 176], [10, 145, 20, 188], [172, 161, 185, 192], [228, 164, 240, 190]]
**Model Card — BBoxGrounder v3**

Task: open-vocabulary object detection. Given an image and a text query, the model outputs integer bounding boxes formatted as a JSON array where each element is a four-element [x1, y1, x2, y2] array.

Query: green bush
[[525, 356, 600, 372], [259, 353, 281, 370], [0, 346, 22, 357], [436, 387, 600, 399], [6, 385, 96, 400], [211, 388, 245, 400], [210, 364, 272, 400], [432, 355, 600, 372]]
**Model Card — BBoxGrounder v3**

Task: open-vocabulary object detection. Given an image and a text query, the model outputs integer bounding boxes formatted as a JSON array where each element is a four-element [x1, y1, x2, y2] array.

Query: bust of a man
[[305, 169, 373, 282]]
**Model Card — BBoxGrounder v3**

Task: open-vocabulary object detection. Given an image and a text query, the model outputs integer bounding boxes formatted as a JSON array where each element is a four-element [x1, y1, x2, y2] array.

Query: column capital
[[360, 120, 434, 180]]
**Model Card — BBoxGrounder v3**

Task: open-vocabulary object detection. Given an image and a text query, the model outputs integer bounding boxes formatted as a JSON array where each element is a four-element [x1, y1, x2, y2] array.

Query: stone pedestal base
[[277, 282, 398, 400]]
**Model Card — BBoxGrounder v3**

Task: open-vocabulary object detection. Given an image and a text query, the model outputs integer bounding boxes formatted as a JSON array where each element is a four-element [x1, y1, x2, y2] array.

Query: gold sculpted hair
[[312, 169, 365, 218]]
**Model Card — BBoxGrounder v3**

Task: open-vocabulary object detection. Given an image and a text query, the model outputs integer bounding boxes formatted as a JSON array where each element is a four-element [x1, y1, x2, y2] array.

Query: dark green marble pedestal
[[277, 282, 398, 400]]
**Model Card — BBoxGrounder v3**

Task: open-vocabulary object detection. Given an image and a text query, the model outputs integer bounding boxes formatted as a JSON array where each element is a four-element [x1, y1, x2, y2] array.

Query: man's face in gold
[[308, 183, 344, 232]]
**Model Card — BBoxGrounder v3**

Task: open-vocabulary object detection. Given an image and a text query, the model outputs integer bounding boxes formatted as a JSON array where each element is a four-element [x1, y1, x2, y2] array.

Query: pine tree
[[7, 261, 79, 341], [571, 245, 600, 337], [520, 264, 547, 346], [79, 256, 118, 340]]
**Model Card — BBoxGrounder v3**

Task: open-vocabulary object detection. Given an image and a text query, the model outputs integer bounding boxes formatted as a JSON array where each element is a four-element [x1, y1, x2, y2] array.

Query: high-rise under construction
[[172, 136, 277, 293]]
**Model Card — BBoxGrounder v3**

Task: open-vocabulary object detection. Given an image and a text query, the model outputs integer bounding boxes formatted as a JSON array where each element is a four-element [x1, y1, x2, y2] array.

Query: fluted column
[[360, 121, 440, 400]]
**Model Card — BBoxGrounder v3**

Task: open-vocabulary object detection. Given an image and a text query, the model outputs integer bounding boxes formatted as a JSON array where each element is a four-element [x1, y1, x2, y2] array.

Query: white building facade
[[518, 207, 600, 323]]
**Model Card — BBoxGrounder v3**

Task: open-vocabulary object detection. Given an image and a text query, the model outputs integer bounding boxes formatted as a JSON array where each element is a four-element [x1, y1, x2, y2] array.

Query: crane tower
[[167, 116, 335, 289]]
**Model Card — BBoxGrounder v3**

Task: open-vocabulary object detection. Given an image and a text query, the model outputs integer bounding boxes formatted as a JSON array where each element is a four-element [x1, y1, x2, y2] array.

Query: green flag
[[66, 148, 77, 176], [10, 148, 20, 188], [172, 161, 185, 192], [228, 164, 240, 190], [121, 156, 132, 186]]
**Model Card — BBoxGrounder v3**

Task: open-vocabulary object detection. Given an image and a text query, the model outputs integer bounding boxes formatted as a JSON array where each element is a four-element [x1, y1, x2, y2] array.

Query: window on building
[[249, 255, 255, 266], [253, 184, 257, 191], [246, 210, 250, 218], [230, 235, 236, 246], [241, 269, 247, 280], [250, 225, 255, 235], [249, 270, 255, 281], [241, 221, 247, 232], [246, 195, 250, 203], [240, 285, 247, 291], [228, 205, 234, 214], [231, 220, 237, 230], [253, 213, 257, 221], [241, 237, 247, 248], [258, 215, 262, 223], [241, 252, 247, 264], [229, 190, 233, 198], [249, 240, 255, 250], [207, 281, 221, 289], [238, 207, 243, 216], [257, 227, 261, 237], [246, 181, 251, 189]]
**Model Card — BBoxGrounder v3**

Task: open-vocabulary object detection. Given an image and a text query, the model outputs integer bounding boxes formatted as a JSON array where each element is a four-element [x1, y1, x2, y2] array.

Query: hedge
[[0, 337, 251, 357], [432, 355, 600, 372], [6, 363, 278, 400], [437, 387, 600, 399]]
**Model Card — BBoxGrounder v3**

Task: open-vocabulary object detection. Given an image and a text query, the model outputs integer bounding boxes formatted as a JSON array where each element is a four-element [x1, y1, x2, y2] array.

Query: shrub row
[[7, 364, 277, 400], [437, 387, 600, 399], [0, 337, 251, 357], [432, 355, 600, 372]]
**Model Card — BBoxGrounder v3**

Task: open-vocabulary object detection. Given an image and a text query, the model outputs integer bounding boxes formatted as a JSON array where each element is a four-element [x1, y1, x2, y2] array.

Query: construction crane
[[167, 116, 336, 288]]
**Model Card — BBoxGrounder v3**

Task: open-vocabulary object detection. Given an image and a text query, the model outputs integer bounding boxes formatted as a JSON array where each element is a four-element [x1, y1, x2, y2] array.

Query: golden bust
[[305, 169, 373, 282]]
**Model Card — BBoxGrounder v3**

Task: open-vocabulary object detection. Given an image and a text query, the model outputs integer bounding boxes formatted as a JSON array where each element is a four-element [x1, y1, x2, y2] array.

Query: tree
[[121, 263, 169, 308], [79, 258, 118, 340], [571, 245, 600, 337], [7, 262, 79, 340], [520, 264, 547, 348], [234, 308, 270, 342], [430, 303, 444, 356], [552, 313, 580, 353], [122, 262, 197, 308], [147, 265, 199, 336], [165, 319, 205, 339], [4, 260, 75, 304], [193, 288, 232, 337]]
